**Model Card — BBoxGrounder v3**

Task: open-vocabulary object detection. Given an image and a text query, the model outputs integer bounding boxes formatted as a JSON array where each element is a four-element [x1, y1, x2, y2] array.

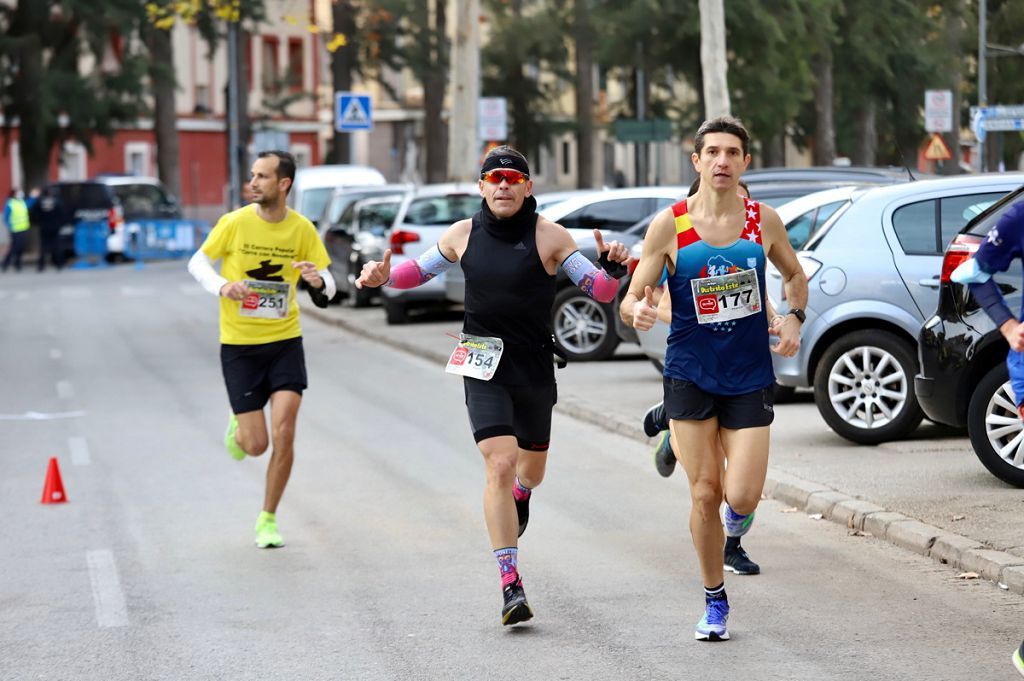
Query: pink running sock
[[495, 547, 519, 587], [513, 476, 532, 502]]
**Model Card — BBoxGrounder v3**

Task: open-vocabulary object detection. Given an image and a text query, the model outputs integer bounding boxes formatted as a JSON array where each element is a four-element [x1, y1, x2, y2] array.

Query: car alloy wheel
[[967, 364, 1024, 487], [551, 287, 619, 361], [813, 329, 923, 444]]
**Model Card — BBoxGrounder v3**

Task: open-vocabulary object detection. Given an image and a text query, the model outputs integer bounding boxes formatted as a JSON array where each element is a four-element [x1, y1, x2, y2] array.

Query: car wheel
[[774, 384, 796, 403], [384, 297, 408, 325], [350, 284, 374, 308], [812, 329, 924, 444], [967, 364, 1024, 488], [552, 287, 620, 361]]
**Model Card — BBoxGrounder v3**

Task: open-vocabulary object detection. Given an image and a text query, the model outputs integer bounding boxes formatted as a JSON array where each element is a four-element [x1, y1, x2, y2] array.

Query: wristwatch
[[787, 308, 806, 323]]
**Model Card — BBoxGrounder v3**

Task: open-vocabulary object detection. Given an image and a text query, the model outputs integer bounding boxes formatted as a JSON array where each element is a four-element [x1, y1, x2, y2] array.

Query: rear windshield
[[300, 187, 334, 221], [404, 195, 479, 225], [966, 187, 1024, 237], [111, 184, 172, 217], [59, 183, 111, 209]]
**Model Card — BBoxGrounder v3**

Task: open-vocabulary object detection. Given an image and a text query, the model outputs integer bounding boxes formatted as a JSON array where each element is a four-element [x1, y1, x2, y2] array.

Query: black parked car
[[917, 184, 1024, 487]]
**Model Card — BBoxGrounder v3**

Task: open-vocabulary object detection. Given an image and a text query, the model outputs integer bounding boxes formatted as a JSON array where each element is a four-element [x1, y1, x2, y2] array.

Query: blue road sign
[[335, 92, 373, 132]]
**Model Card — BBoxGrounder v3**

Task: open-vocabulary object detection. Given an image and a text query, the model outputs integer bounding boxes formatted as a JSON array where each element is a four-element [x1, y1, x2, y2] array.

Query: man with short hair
[[188, 150, 335, 548], [356, 145, 630, 626], [621, 117, 806, 641], [1, 188, 30, 273]]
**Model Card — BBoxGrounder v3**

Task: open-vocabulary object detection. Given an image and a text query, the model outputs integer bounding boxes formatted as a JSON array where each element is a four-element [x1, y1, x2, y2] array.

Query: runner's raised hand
[[356, 249, 392, 289]]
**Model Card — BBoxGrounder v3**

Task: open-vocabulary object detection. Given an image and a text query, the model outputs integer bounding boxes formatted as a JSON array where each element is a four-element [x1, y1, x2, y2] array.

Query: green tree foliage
[[981, 0, 1024, 168], [0, 0, 150, 189], [480, 0, 573, 162]]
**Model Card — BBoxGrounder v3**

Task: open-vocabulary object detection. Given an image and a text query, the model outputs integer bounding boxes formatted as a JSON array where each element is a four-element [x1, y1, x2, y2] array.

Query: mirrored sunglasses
[[481, 169, 528, 185]]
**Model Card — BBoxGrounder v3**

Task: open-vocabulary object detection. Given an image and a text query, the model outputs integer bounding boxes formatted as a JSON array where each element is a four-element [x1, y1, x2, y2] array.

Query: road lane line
[[68, 437, 90, 466], [86, 550, 128, 628], [59, 287, 92, 299], [50, 348, 62, 360], [57, 380, 75, 400], [0, 410, 86, 420]]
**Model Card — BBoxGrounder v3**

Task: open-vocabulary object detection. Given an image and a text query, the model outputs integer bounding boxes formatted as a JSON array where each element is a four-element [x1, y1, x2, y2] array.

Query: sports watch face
[[789, 308, 806, 323]]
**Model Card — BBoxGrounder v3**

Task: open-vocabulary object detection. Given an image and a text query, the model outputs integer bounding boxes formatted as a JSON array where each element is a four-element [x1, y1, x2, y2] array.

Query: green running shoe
[[1013, 640, 1024, 678], [255, 512, 284, 548], [224, 414, 246, 461]]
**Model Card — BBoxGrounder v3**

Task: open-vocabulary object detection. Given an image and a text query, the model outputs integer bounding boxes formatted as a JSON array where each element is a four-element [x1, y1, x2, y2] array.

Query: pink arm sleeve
[[387, 245, 456, 289], [560, 250, 620, 303]]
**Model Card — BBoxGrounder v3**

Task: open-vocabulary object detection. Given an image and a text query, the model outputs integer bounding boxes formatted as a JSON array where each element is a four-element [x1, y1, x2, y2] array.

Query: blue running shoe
[[642, 402, 668, 437], [653, 431, 676, 478], [694, 598, 730, 641], [1013, 640, 1024, 678], [724, 505, 754, 538]]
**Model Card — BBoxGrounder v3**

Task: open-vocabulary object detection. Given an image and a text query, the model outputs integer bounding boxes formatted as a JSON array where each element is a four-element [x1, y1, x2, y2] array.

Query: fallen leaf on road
[[808, 513, 823, 520], [781, 507, 799, 513], [999, 582, 1009, 590], [957, 572, 980, 580], [951, 514, 966, 521]]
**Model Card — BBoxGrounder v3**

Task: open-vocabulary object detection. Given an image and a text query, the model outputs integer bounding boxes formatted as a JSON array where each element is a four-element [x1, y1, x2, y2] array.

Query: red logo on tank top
[[697, 294, 719, 313], [242, 293, 260, 310], [451, 346, 469, 366]]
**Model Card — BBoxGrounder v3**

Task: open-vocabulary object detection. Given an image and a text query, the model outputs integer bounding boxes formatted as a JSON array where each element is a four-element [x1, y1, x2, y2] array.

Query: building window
[[194, 84, 210, 114], [562, 140, 571, 176], [59, 142, 87, 181], [125, 142, 150, 177], [291, 143, 311, 170], [261, 36, 279, 94], [287, 38, 304, 92]]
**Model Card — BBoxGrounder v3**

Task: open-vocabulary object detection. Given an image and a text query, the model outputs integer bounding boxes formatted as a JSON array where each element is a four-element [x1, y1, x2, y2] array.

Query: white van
[[288, 165, 387, 225]]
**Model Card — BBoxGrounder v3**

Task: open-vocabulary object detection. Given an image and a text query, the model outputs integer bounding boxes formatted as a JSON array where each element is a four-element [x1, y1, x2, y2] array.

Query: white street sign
[[478, 97, 508, 142], [924, 89, 953, 133]]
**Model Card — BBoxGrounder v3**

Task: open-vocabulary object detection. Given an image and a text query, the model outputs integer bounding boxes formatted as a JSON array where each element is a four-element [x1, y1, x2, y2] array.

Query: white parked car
[[288, 164, 386, 225]]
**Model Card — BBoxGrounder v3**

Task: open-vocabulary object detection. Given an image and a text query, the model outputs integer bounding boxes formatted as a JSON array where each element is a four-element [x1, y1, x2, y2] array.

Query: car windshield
[[357, 202, 401, 235], [300, 187, 334, 220], [966, 188, 1024, 238], [110, 184, 172, 217], [404, 195, 479, 225]]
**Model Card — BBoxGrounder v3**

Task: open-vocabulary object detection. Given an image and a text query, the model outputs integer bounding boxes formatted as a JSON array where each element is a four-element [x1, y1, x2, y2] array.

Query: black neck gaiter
[[479, 195, 538, 243]]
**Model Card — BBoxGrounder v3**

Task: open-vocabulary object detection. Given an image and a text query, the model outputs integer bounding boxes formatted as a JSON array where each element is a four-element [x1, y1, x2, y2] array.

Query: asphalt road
[[2, 262, 1023, 681]]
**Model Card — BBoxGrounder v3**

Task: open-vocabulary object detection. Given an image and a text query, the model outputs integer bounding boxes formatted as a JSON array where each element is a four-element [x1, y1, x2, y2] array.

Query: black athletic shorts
[[464, 378, 557, 451], [663, 376, 774, 430], [221, 337, 307, 414]]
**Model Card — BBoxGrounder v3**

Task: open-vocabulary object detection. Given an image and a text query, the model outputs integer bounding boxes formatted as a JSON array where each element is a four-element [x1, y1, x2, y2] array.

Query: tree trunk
[[143, 25, 181, 198], [698, 0, 730, 118], [942, 8, 963, 175], [12, 1, 48, 191], [574, 0, 594, 188], [423, 0, 447, 183], [762, 133, 785, 167], [448, 0, 479, 182], [851, 99, 876, 166], [329, 0, 357, 164], [812, 45, 836, 166]]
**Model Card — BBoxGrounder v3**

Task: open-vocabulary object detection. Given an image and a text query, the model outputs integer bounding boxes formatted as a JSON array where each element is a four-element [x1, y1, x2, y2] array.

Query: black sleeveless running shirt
[[461, 197, 557, 385]]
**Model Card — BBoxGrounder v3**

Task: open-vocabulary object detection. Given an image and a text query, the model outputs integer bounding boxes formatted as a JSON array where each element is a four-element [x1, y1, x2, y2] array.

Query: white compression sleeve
[[318, 268, 337, 298], [187, 250, 228, 296]]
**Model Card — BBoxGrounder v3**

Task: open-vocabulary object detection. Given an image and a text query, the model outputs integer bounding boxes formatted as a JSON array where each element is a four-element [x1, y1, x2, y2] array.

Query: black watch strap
[[788, 308, 806, 323]]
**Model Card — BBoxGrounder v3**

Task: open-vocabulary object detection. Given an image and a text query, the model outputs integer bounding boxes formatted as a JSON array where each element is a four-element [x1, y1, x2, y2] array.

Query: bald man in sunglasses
[[357, 145, 631, 626]]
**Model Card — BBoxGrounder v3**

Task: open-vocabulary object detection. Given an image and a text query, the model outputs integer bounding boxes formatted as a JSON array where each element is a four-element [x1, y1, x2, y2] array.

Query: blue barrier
[[72, 219, 211, 269]]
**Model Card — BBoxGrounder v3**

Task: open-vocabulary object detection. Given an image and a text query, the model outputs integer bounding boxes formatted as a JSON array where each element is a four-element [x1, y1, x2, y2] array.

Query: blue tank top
[[664, 198, 775, 395]]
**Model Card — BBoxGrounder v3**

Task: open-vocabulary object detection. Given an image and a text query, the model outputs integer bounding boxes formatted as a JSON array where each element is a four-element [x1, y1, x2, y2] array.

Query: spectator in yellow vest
[[1, 188, 31, 272]]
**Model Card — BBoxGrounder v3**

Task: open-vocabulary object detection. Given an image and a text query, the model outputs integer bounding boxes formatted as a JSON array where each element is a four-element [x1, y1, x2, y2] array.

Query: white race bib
[[445, 334, 503, 381], [239, 280, 290, 319], [690, 269, 761, 325]]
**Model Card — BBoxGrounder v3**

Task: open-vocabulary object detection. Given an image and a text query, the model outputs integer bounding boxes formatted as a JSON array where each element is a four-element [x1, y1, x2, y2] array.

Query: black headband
[[480, 153, 530, 177]]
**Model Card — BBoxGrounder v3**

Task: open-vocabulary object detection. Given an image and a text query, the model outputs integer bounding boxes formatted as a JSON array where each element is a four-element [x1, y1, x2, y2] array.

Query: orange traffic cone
[[41, 457, 67, 504]]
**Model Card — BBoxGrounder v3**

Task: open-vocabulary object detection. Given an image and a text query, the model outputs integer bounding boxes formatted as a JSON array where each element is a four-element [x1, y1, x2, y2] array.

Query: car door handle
[[918, 277, 941, 288]]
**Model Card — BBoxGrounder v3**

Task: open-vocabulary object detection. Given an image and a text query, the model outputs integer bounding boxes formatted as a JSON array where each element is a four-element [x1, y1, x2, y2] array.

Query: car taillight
[[389, 229, 420, 255], [107, 206, 124, 234], [940, 234, 983, 283]]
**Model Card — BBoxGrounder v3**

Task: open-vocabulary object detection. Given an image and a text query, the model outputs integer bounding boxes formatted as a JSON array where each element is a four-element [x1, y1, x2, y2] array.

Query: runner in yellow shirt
[[188, 150, 334, 548]]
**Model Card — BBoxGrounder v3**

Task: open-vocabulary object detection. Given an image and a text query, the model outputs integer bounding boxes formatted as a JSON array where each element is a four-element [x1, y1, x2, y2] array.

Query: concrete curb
[[302, 301, 1024, 597]]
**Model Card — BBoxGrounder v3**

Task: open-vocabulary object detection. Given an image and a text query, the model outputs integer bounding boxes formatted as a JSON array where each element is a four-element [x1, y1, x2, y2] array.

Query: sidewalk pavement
[[301, 296, 1024, 597]]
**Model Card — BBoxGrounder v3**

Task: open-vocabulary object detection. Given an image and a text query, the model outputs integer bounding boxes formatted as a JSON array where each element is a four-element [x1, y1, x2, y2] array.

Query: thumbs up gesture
[[632, 285, 659, 331], [356, 249, 392, 289]]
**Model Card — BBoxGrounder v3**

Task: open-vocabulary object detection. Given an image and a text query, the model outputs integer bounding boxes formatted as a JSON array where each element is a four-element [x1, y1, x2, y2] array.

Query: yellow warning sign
[[924, 132, 952, 161]]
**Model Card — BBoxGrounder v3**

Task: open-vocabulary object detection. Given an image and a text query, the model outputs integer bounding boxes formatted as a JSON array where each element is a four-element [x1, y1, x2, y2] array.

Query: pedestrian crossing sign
[[335, 92, 373, 132]]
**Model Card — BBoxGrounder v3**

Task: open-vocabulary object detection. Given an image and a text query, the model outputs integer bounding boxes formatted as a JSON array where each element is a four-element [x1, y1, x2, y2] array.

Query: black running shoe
[[642, 402, 668, 437], [723, 543, 761, 575], [653, 431, 676, 478], [515, 494, 530, 538], [501, 578, 534, 625]]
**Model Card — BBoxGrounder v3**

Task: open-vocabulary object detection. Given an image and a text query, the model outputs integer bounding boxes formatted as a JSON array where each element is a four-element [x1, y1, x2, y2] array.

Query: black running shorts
[[221, 337, 307, 414], [464, 378, 557, 451], [663, 376, 774, 430]]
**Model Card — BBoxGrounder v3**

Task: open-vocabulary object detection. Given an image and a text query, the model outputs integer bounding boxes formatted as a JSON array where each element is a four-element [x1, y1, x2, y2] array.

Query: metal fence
[[72, 220, 210, 268]]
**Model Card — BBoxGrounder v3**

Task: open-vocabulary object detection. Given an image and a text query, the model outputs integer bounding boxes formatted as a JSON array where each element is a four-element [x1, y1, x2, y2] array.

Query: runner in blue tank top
[[621, 116, 807, 642]]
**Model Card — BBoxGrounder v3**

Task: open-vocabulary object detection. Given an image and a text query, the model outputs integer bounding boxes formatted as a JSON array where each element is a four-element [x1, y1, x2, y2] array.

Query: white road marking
[[121, 285, 155, 297], [57, 380, 75, 400], [69, 437, 90, 466], [179, 283, 205, 295], [50, 348, 62, 360], [0, 410, 86, 421], [59, 287, 93, 299], [86, 550, 129, 628]]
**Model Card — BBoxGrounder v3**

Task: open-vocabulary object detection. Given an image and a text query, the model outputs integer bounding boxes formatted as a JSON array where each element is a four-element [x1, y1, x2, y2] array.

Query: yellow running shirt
[[200, 204, 330, 345]]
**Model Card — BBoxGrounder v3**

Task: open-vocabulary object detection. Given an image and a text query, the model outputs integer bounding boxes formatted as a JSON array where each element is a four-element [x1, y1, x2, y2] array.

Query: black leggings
[[464, 378, 557, 451]]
